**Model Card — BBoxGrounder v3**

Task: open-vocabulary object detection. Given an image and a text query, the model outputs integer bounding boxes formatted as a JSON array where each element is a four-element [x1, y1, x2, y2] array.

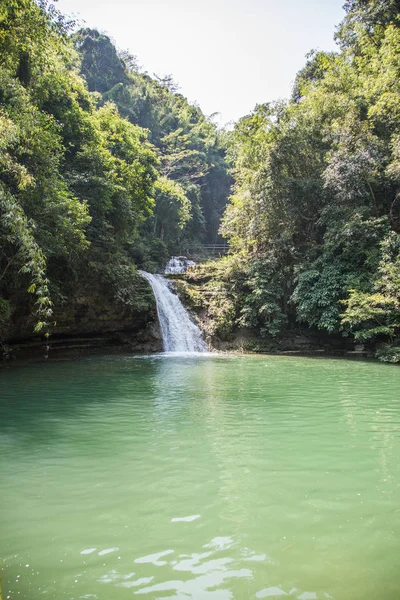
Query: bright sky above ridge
[[57, 0, 346, 125]]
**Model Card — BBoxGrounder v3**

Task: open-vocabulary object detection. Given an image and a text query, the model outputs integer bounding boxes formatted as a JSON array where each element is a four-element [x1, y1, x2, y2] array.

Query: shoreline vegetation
[[1, 0, 399, 364]]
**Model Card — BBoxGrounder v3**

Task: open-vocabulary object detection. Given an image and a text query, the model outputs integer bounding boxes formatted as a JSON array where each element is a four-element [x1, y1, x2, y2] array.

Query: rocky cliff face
[[1, 275, 163, 361]]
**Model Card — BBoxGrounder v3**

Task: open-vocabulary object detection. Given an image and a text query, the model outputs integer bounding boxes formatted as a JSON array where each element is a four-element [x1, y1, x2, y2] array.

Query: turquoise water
[[0, 354, 399, 600]]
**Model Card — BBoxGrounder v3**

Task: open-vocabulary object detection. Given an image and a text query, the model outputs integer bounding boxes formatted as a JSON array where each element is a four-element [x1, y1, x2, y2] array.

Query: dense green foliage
[[0, 1, 230, 340], [217, 0, 400, 360], [1, 0, 399, 362], [73, 28, 232, 256]]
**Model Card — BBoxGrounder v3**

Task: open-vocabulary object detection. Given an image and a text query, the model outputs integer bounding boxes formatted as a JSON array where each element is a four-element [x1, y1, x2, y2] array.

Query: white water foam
[[140, 271, 207, 353], [164, 256, 195, 274]]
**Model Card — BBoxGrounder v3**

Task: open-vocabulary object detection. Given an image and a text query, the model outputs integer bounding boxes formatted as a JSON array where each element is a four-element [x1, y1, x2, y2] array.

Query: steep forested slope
[[0, 1, 230, 353], [74, 28, 232, 255], [188, 0, 400, 361]]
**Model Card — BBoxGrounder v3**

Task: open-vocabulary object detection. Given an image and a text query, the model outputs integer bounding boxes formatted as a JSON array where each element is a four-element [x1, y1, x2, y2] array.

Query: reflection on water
[[0, 354, 400, 600], [80, 536, 329, 600]]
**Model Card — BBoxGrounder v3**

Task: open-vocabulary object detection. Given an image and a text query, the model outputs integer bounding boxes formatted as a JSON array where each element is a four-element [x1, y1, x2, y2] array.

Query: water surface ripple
[[1, 354, 400, 600]]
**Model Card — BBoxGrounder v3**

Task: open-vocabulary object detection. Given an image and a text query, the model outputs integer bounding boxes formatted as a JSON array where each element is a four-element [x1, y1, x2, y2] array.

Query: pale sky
[[56, 0, 345, 125]]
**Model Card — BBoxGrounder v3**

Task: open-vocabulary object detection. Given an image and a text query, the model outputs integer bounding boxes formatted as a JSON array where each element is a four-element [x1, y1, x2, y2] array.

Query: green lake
[[1, 353, 400, 600]]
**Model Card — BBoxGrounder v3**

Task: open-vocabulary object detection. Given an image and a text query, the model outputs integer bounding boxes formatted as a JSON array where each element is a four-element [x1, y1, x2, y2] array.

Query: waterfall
[[140, 271, 207, 353], [165, 256, 195, 274]]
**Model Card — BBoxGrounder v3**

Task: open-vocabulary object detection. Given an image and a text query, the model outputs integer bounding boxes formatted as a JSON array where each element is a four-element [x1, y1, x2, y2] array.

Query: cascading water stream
[[164, 256, 195, 274], [139, 271, 207, 353]]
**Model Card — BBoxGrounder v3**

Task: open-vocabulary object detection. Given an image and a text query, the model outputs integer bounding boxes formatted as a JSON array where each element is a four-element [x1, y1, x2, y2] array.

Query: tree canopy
[[218, 0, 400, 361], [0, 1, 231, 340], [1, 0, 399, 362]]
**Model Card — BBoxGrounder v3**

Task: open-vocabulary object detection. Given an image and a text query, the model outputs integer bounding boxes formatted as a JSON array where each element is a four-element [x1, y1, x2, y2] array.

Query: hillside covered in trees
[[0, 0, 399, 361], [180, 0, 400, 362], [0, 0, 231, 352]]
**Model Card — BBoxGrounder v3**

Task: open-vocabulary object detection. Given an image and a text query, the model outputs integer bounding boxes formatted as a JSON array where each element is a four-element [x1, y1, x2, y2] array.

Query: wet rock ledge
[[1, 279, 163, 364]]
